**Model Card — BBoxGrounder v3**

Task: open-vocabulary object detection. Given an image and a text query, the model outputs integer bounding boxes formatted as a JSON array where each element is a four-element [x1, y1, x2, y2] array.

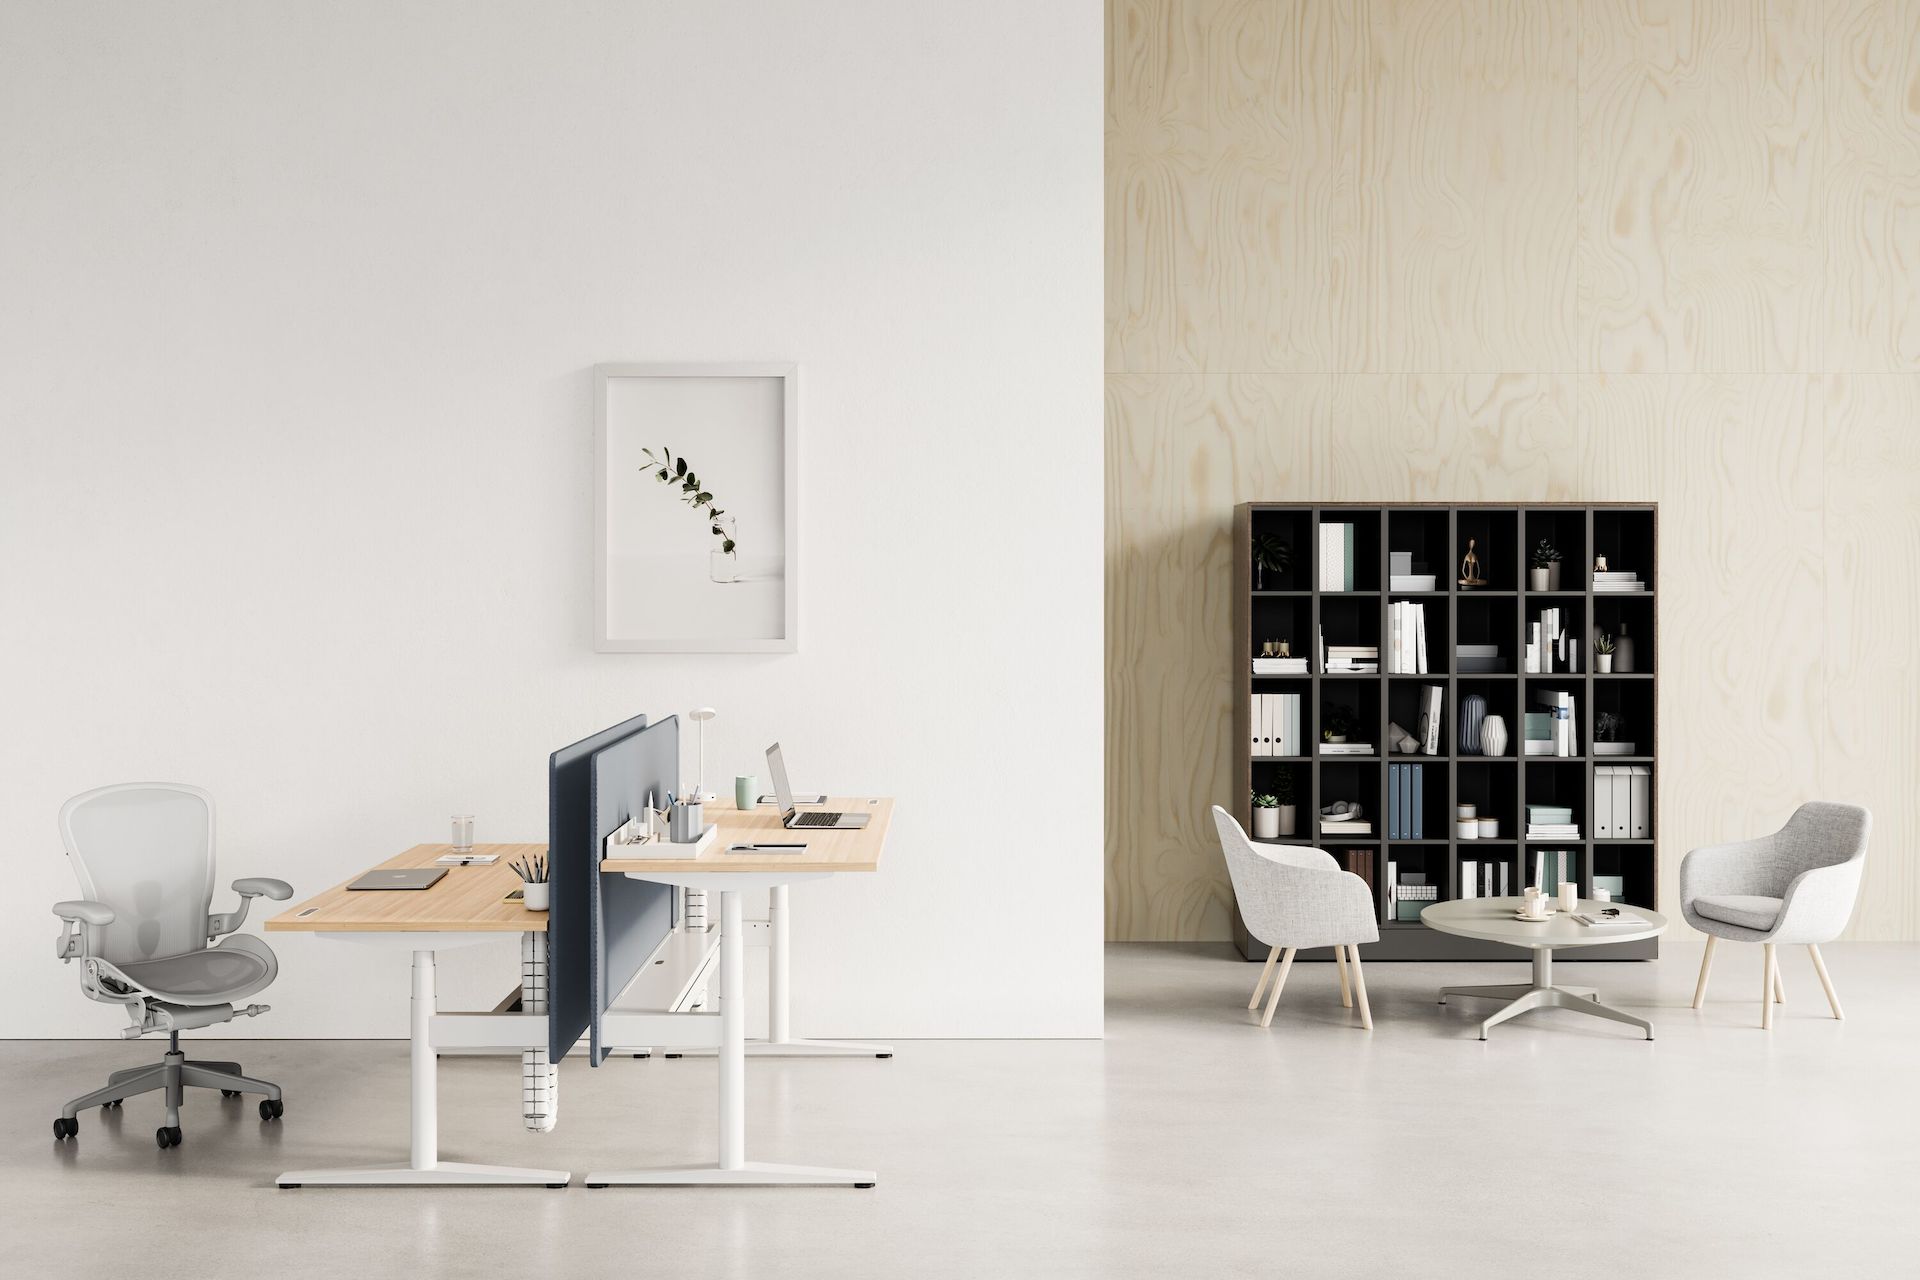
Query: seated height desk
[[266, 844, 569, 1188], [589, 796, 891, 1188]]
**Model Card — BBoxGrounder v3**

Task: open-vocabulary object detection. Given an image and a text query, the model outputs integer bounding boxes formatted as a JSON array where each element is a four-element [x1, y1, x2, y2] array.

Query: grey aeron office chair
[[51, 783, 291, 1149]]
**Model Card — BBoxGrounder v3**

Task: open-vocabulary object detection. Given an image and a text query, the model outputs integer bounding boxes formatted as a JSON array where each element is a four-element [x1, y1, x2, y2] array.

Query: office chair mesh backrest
[[60, 784, 216, 967]]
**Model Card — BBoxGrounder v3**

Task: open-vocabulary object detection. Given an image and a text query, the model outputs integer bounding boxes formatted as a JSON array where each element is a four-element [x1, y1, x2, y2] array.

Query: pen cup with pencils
[[512, 855, 549, 911]]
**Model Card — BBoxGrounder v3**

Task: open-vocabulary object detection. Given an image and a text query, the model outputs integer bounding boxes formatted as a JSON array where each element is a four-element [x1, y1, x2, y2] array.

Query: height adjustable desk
[[589, 796, 891, 1188], [265, 844, 570, 1188]]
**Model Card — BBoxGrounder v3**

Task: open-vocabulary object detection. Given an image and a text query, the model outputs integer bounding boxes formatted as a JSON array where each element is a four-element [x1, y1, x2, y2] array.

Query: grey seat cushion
[[115, 946, 272, 1003], [1693, 894, 1784, 933]]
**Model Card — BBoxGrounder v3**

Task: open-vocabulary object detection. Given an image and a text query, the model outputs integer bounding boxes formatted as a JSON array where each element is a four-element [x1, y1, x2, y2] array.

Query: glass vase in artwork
[[709, 515, 739, 584]]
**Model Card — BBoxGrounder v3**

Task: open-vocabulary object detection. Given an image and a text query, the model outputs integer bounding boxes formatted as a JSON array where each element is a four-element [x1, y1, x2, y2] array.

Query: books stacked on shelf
[[1320, 743, 1375, 756], [1526, 607, 1579, 673], [1387, 601, 1429, 673], [1593, 569, 1647, 593], [1335, 849, 1376, 899], [1455, 643, 1504, 674], [1529, 688, 1578, 755], [1416, 684, 1445, 755], [1593, 765, 1652, 838], [1250, 693, 1304, 757], [1252, 656, 1309, 675], [1389, 552, 1437, 593], [1526, 805, 1579, 839], [1387, 764, 1426, 839], [1530, 848, 1578, 892], [1321, 816, 1373, 834], [1319, 522, 1357, 591], [1458, 859, 1512, 899], [1325, 645, 1379, 673]]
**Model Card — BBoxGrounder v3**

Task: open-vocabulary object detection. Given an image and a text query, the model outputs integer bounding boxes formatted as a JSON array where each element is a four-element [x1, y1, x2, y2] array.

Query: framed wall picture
[[594, 363, 798, 652]]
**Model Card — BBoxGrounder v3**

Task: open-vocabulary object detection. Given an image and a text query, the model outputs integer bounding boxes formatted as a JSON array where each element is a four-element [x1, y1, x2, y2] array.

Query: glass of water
[[451, 815, 474, 854]]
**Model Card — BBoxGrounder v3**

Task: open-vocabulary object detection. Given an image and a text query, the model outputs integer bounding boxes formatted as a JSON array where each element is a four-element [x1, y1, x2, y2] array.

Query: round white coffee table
[[1420, 898, 1667, 1040]]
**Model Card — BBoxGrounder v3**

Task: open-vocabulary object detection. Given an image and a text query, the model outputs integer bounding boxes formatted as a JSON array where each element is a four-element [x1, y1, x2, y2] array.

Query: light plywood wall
[[1108, 0, 1920, 942]]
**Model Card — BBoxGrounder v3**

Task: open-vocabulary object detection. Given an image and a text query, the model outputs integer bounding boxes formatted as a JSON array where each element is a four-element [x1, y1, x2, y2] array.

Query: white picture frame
[[594, 363, 798, 652]]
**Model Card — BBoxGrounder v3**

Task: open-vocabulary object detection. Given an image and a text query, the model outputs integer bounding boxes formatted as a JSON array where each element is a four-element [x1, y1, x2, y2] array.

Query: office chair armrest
[[53, 900, 114, 962], [208, 877, 295, 937]]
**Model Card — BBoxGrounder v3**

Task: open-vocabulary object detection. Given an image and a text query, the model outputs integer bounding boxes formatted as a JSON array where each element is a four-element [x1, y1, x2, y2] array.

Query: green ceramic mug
[[735, 775, 758, 811]]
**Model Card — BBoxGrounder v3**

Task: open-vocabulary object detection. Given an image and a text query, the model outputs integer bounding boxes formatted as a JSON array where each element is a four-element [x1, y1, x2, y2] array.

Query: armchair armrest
[[1773, 859, 1865, 943], [209, 877, 295, 937], [53, 900, 114, 962]]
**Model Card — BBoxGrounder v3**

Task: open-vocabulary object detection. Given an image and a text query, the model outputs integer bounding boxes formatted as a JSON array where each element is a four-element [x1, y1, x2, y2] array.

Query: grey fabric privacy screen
[[587, 715, 679, 1066], [546, 712, 648, 1062]]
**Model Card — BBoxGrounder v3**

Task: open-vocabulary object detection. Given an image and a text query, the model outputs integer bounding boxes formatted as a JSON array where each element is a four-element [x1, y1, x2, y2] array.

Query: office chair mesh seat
[[109, 936, 277, 1003]]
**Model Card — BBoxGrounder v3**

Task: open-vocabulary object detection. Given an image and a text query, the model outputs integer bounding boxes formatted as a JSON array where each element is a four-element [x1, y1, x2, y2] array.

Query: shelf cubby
[[1231, 503, 1659, 962]]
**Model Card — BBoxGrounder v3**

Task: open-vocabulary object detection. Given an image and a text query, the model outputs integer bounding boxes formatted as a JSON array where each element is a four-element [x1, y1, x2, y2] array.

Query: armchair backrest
[[59, 783, 216, 967], [1211, 805, 1334, 942], [1776, 801, 1871, 875]]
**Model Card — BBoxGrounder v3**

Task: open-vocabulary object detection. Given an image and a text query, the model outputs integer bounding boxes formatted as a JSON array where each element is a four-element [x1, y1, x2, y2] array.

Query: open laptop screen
[[767, 742, 795, 817]]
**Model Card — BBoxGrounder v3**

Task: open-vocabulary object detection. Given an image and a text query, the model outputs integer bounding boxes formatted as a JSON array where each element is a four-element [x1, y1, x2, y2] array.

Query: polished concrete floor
[[6, 942, 1916, 1279]]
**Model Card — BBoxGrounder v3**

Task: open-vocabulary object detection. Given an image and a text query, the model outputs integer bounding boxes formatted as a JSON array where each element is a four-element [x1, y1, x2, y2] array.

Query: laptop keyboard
[[791, 812, 841, 828]]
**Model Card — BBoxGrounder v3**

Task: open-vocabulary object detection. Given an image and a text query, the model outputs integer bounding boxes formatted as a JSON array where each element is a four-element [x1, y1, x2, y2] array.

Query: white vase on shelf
[[1479, 714, 1509, 757], [1253, 807, 1280, 839], [1614, 624, 1635, 673]]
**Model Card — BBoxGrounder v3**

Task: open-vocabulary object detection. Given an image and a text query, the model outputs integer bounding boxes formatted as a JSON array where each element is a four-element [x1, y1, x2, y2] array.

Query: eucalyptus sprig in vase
[[639, 446, 740, 583]]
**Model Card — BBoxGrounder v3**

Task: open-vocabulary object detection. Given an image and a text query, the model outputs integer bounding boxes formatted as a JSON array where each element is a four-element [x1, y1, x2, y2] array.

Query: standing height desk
[[265, 844, 569, 1188], [589, 796, 891, 1187]]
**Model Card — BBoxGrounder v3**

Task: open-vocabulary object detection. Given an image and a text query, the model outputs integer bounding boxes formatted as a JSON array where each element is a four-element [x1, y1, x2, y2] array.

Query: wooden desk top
[[266, 843, 547, 933], [600, 797, 892, 875]]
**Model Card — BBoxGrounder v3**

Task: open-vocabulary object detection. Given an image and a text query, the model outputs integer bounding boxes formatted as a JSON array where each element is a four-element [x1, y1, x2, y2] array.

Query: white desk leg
[[677, 884, 893, 1059], [585, 887, 876, 1188], [522, 931, 557, 1132], [278, 949, 569, 1188]]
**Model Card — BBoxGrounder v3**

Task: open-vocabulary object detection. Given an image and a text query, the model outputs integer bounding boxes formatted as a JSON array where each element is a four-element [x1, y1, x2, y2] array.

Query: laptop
[[767, 743, 868, 830], [347, 867, 448, 891]]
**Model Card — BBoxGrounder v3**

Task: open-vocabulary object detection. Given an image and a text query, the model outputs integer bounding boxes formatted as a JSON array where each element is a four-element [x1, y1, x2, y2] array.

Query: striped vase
[[1458, 694, 1486, 756]]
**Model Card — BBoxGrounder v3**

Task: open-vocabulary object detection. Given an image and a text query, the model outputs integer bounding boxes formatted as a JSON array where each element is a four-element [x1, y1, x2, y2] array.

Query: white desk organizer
[[604, 817, 717, 861]]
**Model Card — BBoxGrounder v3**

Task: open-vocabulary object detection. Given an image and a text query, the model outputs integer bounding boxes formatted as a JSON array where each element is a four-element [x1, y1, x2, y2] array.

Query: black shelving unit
[[1231, 503, 1658, 962]]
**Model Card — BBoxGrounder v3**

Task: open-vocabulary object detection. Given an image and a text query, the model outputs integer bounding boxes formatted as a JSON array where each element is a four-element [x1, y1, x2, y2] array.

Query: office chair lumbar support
[[51, 783, 293, 1149]]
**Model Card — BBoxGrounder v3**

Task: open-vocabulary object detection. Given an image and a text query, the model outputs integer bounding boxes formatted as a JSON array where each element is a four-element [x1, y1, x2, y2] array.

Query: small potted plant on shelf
[[1253, 533, 1292, 590], [1273, 767, 1298, 836], [1530, 539, 1562, 591], [1594, 711, 1634, 755], [1594, 631, 1615, 673], [1252, 791, 1282, 840], [1321, 703, 1357, 745]]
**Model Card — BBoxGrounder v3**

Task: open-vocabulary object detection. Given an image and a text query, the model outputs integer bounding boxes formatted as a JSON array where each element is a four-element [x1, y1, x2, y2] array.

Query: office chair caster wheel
[[53, 1117, 78, 1140], [259, 1099, 284, 1121], [222, 1089, 241, 1098], [156, 1125, 182, 1149]]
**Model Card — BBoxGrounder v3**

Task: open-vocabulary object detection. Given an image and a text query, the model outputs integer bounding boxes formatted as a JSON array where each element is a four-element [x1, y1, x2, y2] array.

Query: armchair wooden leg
[[1335, 944, 1352, 1008], [1692, 935, 1716, 1009], [1809, 944, 1844, 1020], [1346, 946, 1373, 1031], [1248, 946, 1280, 1010], [1259, 948, 1296, 1028], [1773, 962, 1786, 1003], [1761, 944, 1776, 1031]]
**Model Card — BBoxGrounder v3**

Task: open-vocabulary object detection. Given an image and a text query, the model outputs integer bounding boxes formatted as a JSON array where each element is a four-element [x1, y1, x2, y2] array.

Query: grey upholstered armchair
[[1211, 806, 1379, 1029], [1681, 801, 1870, 1030]]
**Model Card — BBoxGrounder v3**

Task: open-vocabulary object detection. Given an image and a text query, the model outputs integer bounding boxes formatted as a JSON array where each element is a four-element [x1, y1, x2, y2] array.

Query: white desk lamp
[[688, 707, 717, 801]]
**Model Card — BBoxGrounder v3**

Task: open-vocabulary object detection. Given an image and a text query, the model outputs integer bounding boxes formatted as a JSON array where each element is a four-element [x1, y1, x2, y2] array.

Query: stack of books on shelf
[[1325, 645, 1379, 673], [1252, 655, 1309, 675], [1531, 848, 1578, 892], [1387, 601, 1429, 673], [1455, 643, 1504, 674], [1319, 522, 1358, 591], [1320, 739, 1374, 756], [1385, 871, 1437, 922], [1458, 859, 1512, 899], [1526, 607, 1579, 673], [1593, 765, 1652, 838], [1335, 849, 1376, 898], [1387, 763, 1426, 838], [1321, 811, 1373, 834], [1529, 688, 1578, 755], [1525, 804, 1580, 840], [1249, 693, 1304, 757], [1389, 551, 1437, 592], [1592, 569, 1647, 593]]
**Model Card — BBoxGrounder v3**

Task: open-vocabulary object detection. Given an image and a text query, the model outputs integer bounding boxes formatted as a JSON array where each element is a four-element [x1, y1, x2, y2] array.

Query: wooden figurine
[[1458, 538, 1487, 589]]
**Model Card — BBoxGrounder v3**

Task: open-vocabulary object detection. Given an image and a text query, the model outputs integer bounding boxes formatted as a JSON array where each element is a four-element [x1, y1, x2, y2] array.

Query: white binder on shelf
[[1629, 766, 1651, 838]]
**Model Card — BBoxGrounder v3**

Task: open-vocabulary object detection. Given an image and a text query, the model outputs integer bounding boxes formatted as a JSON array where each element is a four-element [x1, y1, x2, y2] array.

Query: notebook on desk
[[347, 867, 448, 891]]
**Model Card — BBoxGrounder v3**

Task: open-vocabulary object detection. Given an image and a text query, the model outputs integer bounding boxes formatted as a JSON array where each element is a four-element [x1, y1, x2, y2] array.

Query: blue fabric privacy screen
[[546, 713, 649, 1062], [586, 715, 679, 1066]]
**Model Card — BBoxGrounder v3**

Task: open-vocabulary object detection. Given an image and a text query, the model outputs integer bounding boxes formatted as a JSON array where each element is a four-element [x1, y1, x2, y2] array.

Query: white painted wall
[[0, 1, 1103, 1038]]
